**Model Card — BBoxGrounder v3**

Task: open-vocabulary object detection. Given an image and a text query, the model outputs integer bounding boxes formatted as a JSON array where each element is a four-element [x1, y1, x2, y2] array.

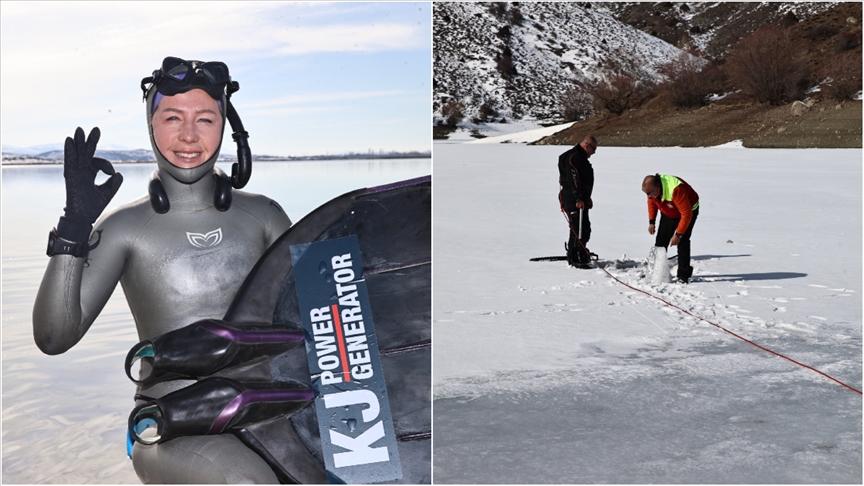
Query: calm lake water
[[1, 159, 430, 484]]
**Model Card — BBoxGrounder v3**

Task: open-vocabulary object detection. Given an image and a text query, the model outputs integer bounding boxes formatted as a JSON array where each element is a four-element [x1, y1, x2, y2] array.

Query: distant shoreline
[[1, 152, 432, 166]]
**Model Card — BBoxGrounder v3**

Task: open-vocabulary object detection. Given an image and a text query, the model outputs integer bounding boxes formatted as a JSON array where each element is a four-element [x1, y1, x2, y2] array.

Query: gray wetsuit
[[34, 165, 292, 483]]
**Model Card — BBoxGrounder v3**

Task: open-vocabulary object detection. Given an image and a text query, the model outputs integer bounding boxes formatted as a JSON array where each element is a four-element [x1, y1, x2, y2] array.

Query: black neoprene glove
[[56, 127, 123, 243]]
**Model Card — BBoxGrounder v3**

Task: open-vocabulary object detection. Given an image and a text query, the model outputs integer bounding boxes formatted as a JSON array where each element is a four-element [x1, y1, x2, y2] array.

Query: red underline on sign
[[332, 304, 351, 382]]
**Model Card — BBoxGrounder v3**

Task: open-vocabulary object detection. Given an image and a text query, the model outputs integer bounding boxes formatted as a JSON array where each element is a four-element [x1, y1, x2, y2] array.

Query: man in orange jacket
[[642, 174, 699, 283]]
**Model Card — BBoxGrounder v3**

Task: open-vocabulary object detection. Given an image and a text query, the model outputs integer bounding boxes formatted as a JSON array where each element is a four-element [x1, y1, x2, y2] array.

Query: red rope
[[563, 211, 862, 395]]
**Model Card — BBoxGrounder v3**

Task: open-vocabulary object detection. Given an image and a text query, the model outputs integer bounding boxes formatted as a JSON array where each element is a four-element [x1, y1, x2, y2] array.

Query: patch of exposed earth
[[535, 97, 861, 148]]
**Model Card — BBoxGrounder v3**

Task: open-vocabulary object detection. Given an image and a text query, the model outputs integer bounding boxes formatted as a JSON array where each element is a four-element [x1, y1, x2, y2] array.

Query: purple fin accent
[[364, 175, 430, 195], [208, 389, 315, 434], [198, 321, 304, 344]]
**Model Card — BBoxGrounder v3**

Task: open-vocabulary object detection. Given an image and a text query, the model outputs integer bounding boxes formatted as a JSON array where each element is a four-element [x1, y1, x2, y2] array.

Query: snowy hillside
[[605, 2, 841, 57], [433, 2, 689, 124]]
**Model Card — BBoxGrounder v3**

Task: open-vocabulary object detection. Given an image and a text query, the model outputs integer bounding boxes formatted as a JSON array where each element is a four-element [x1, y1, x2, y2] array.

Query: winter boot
[[677, 265, 694, 283], [566, 242, 580, 267], [574, 246, 592, 269]]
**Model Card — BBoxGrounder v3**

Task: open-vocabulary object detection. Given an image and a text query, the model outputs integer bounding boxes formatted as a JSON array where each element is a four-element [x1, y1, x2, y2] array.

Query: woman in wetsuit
[[33, 58, 291, 483]]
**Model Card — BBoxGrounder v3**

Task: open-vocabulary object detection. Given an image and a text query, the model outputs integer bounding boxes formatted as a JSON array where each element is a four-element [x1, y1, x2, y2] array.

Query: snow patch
[[712, 139, 745, 149], [464, 122, 575, 145]]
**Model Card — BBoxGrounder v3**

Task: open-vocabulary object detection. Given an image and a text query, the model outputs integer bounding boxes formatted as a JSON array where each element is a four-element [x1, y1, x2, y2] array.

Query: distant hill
[[537, 2, 862, 148], [28, 149, 157, 162], [434, 2, 842, 125], [434, 2, 689, 123], [1, 149, 431, 165], [433, 2, 861, 148], [603, 2, 840, 60]]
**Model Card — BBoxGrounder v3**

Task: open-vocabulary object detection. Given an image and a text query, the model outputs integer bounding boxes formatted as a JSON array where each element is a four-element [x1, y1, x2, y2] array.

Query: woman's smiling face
[[152, 89, 223, 169]]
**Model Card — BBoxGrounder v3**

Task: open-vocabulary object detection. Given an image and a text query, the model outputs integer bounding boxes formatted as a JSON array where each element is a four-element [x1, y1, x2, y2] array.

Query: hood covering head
[[143, 58, 232, 185]]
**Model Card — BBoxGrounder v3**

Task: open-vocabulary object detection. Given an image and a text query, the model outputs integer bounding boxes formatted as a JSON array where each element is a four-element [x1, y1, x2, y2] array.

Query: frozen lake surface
[[432, 143, 861, 483]]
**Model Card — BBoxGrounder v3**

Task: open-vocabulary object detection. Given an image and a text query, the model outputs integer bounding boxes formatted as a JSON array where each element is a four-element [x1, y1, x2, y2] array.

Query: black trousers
[[566, 209, 591, 265], [655, 208, 699, 279]]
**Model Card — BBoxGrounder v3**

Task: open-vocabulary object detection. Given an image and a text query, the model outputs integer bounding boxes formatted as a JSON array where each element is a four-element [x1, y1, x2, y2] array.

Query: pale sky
[[1, 1, 431, 156]]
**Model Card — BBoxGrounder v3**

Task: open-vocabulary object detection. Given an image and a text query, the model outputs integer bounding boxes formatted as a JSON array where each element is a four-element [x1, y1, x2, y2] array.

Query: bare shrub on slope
[[441, 101, 466, 127], [659, 53, 726, 108], [725, 26, 810, 105], [559, 87, 594, 122], [591, 48, 656, 115], [821, 51, 863, 101]]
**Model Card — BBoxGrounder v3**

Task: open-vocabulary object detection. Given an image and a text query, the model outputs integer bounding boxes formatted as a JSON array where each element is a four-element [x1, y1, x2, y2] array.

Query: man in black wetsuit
[[558, 135, 597, 268]]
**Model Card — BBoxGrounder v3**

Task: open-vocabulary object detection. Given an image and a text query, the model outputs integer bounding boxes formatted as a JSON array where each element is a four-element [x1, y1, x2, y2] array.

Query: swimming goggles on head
[[141, 56, 239, 101]]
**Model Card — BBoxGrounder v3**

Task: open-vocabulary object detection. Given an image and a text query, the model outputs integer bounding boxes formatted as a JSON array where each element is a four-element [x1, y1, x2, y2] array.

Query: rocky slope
[[604, 2, 840, 59], [538, 2, 863, 149], [434, 2, 861, 148], [433, 2, 688, 123], [608, 2, 862, 84], [433, 2, 844, 123]]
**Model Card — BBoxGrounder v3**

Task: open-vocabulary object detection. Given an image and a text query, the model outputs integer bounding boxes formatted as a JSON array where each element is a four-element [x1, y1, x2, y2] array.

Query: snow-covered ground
[[442, 121, 573, 144], [432, 142, 862, 483], [434, 2, 692, 123]]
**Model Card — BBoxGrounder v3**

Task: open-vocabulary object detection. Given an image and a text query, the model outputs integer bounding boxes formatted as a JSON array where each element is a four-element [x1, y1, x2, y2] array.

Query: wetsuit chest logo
[[186, 228, 223, 248]]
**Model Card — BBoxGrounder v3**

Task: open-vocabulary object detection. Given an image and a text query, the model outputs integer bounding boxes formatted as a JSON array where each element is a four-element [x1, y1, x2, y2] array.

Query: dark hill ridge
[[537, 2, 862, 149], [607, 2, 862, 82], [604, 2, 843, 60]]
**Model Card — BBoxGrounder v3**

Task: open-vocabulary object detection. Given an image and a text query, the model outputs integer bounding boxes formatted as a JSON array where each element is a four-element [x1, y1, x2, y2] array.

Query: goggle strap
[[226, 100, 251, 189], [227, 80, 239, 99], [140, 76, 154, 101]]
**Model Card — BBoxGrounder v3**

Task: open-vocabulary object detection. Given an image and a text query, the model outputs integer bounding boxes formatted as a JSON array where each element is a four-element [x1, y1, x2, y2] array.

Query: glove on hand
[[56, 127, 123, 242]]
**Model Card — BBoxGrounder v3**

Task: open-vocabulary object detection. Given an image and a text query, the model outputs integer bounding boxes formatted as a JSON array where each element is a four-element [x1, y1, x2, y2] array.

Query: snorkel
[[140, 57, 251, 213]]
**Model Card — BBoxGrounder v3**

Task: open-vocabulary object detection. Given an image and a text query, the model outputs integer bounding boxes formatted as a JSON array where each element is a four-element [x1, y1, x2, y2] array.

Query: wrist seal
[[47, 230, 89, 258]]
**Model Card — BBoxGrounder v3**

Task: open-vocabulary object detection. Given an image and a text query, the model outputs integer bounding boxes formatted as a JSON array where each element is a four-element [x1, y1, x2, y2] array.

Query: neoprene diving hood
[[141, 57, 252, 213]]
